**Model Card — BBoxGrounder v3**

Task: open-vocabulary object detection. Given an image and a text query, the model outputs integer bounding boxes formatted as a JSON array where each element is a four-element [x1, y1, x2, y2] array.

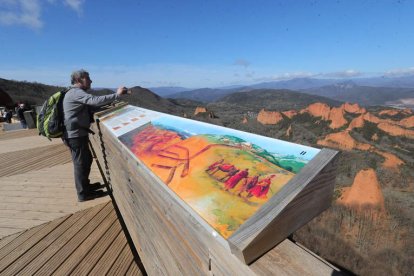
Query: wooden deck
[[0, 127, 145, 275], [0, 202, 144, 275], [0, 131, 108, 238]]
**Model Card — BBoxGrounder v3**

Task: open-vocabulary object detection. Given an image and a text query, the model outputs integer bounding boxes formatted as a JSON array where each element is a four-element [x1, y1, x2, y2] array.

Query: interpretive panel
[[100, 105, 320, 239]]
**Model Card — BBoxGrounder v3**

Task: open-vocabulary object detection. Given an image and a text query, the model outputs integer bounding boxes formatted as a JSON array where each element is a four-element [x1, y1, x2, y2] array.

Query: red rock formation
[[282, 110, 298, 119], [257, 109, 283, 125], [379, 109, 400, 116], [343, 102, 366, 114], [302, 103, 348, 129], [328, 107, 348, 129], [337, 168, 384, 210], [363, 112, 381, 124], [374, 150, 404, 170], [399, 115, 414, 128], [377, 122, 414, 139], [317, 131, 372, 151], [347, 115, 365, 130], [403, 108, 413, 115], [194, 107, 208, 115], [304, 102, 331, 120]]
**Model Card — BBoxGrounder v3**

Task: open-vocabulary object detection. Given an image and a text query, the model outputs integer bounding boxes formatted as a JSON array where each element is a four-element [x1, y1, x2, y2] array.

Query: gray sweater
[[63, 87, 119, 138]]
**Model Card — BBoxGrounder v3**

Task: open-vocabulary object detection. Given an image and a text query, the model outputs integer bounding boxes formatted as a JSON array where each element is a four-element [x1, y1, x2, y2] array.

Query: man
[[63, 69, 129, 202], [17, 104, 27, 128]]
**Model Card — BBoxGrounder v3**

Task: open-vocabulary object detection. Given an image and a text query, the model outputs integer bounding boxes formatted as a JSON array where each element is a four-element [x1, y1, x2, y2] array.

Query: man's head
[[71, 69, 92, 91]]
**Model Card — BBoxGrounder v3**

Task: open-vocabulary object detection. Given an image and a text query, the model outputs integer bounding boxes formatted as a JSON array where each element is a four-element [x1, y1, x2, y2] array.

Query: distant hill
[[246, 75, 414, 90], [303, 83, 414, 106], [248, 78, 338, 90], [0, 78, 65, 106], [0, 88, 14, 108], [168, 87, 247, 103], [166, 77, 414, 107], [210, 89, 341, 111], [148, 86, 191, 97]]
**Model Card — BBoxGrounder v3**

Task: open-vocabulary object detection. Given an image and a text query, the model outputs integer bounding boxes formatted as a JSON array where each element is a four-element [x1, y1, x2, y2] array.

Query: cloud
[[0, 0, 43, 29], [384, 67, 414, 77], [322, 69, 362, 78], [64, 0, 84, 14], [0, 0, 85, 29], [233, 59, 251, 68], [254, 71, 316, 82]]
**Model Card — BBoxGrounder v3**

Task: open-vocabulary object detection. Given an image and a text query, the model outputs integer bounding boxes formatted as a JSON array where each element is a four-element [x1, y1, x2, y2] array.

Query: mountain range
[[153, 76, 414, 109]]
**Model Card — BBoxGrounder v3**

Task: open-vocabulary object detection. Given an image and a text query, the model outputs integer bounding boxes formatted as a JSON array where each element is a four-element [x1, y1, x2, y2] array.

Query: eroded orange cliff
[[337, 168, 384, 210], [257, 109, 283, 125]]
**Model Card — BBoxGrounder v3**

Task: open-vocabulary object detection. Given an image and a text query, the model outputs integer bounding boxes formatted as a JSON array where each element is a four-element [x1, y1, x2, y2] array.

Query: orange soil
[[362, 112, 382, 124], [194, 106, 207, 115], [379, 109, 401, 116], [342, 102, 366, 114], [337, 168, 384, 210], [257, 109, 283, 125], [374, 150, 404, 170], [399, 115, 414, 128], [328, 107, 348, 129], [317, 131, 372, 151], [282, 110, 298, 119], [303, 102, 331, 120], [377, 122, 414, 139], [347, 115, 365, 130]]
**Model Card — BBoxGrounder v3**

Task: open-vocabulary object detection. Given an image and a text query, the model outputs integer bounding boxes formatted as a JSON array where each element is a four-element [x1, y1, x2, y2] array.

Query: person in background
[[17, 104, 27, 128], [63, 69, 129, 202], [5, 109, 12, 123]]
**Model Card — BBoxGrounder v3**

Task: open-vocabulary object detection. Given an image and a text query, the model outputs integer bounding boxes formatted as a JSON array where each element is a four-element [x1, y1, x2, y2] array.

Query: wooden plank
[[0, 136, 62, 154], [87, 231, 127, 275], [210, 238, 339, 276], [0, 217, 50, 231], [0, 128, 38, 141], [0, 215, 70, 273], [51, 208, 117, 275], [69, 217, 122, 275], [31, 202, 112, 276], [0, 228, 27, 239], [0, 232, 22, 251], [0, 205, 98, 275], [94, 101, 129, 118], [0, 144, 71, 178], [106, 241, 136, 275], [0, 222, 47, 253], [228, 149, 338, 264], [126, 260, 144, 276]]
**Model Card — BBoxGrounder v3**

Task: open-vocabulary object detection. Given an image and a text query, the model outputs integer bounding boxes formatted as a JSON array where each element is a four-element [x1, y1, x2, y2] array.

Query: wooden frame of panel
[[90, 104, 340, 274]]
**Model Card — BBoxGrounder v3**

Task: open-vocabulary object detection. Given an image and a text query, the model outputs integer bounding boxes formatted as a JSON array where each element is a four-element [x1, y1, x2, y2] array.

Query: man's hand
[[116, 86, 130, 96]]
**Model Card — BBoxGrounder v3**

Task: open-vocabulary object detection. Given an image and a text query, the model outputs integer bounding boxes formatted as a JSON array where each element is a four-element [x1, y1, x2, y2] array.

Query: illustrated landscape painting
[[114, 106, 320, 238]]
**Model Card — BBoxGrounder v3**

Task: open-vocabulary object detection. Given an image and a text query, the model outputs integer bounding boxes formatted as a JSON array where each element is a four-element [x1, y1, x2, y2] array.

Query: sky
[[0, 0, 413, 88]]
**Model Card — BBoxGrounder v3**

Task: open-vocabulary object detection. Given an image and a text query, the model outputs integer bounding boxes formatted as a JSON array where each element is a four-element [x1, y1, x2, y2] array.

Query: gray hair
[[70, 69, 89, 85]]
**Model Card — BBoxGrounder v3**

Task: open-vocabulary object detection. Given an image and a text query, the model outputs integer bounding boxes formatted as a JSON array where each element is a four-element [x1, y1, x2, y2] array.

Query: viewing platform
[[0, 127, 145, 275]]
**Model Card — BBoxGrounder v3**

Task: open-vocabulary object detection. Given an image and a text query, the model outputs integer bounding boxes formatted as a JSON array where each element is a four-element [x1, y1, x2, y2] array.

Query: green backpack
[[37, 89, 69, 139]]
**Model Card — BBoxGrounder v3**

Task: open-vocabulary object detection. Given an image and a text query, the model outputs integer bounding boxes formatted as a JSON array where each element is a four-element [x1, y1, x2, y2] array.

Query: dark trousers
[[65, 136, 93, 199]]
